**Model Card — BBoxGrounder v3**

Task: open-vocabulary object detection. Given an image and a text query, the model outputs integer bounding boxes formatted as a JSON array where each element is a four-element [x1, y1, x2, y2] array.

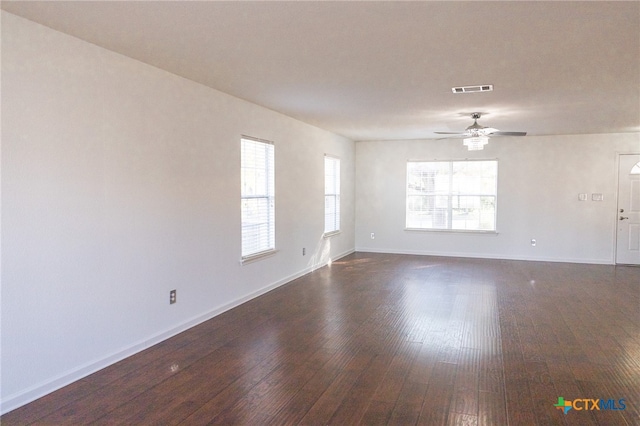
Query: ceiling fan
[[435, 112, 527, 150]]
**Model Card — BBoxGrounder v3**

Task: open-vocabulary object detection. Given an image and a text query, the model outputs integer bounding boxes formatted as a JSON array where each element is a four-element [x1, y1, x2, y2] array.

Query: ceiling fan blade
[[435, 135, 465, 140], [434, 131, 466, 135], [490, 131, 527, 136]]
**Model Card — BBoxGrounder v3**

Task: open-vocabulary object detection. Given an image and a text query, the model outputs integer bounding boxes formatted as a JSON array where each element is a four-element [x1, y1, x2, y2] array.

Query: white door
[[616, 154, 640, 265]]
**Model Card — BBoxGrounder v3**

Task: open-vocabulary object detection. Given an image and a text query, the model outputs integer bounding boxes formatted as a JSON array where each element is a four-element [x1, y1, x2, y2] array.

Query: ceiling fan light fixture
[[463, 136, 489, 151], [434, 112, 526, 145]]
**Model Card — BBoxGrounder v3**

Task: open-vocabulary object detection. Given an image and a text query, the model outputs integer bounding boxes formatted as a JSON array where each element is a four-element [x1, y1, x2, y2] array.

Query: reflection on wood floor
[[3, 253, 639, 425]]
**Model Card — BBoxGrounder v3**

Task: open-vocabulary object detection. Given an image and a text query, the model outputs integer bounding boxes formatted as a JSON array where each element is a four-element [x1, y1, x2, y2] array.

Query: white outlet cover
[[578, 193, 587, 201]]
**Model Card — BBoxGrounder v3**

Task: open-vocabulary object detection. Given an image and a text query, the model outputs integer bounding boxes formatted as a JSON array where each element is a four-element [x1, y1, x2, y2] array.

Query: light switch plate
[[578, 193, 587, 201], [592, 193, 603, 201]]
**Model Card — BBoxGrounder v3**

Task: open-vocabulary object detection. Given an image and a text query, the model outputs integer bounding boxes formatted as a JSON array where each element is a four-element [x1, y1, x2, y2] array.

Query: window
[[406, 160, 497, 231], [324, 155, 341, 234], [241, 137, 275, 258]]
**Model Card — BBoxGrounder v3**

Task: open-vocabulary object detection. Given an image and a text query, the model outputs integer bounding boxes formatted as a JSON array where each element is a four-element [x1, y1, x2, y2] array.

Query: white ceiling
[[3, 1, 639, 141]]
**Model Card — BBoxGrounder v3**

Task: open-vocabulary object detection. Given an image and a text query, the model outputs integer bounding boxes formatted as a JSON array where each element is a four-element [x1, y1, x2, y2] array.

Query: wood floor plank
[[359, 400, 396, 426], [297, 351, 375, 425], [386, 378, 428, 425], [327, 351, 398, 425], [477, 390, 506, 426], [450, 348, 480, 416], [368, 342, 421, 406], [3, 254, 638, 426], [416, 361, 457, 426]]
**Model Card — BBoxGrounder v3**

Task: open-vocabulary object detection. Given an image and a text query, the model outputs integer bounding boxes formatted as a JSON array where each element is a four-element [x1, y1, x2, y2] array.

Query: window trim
[[240, 135, 276, 262], [404, 227, 499, 235], [324, 154, 341, 236], [240, 248, 278, 265], [406, 159, 498, 233]]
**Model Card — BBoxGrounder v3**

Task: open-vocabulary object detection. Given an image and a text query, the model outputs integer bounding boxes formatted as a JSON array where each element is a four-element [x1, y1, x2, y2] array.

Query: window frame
[[405, 159, 498, 233], [324, 155, 341, 236], [240, 136, 276, 261]]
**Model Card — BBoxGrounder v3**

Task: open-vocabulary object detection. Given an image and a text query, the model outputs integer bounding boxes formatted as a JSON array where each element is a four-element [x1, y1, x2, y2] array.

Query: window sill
[[405, 228, 499, 235], [323, 230, 341, 238], [240, 249, 278, 265]]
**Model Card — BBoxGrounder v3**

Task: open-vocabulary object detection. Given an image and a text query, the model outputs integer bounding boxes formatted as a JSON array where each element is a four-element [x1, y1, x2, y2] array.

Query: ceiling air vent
[[452, 84, 493, 94]]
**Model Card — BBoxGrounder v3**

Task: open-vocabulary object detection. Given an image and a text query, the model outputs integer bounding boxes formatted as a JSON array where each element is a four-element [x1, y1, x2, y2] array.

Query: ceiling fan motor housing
[[466, 113, 486, 135]]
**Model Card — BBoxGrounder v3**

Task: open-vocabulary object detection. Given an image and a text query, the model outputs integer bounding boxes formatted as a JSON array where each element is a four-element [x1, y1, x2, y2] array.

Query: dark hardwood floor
[[3, 253, 639, 425]]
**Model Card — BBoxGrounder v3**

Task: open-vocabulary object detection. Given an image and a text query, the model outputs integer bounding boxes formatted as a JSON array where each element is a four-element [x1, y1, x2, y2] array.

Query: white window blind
[[241, 137, 275, 258], [324, 155, 341, 234], [406, 160, 497, 231]]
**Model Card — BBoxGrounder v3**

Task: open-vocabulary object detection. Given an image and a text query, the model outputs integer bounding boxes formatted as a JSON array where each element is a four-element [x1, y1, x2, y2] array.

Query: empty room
[[1, 1, 639, 425]]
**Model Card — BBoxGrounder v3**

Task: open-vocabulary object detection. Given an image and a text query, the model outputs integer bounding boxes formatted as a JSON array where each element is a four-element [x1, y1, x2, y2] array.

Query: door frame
[[614, 152, 640, 265]]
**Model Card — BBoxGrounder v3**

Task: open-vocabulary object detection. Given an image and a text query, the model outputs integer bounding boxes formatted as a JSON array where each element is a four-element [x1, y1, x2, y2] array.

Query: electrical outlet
[[302, 247, 306, 256], [170, 289, 176, 304], [371, 233, 375, 239], [531, 239, 536, 247]]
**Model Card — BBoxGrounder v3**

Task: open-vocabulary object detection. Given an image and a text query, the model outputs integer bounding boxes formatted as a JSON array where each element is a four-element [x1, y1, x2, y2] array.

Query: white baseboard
[[328, 248, 356, 264], [354, 247, 614, 265], [1, 248, 355, 415]]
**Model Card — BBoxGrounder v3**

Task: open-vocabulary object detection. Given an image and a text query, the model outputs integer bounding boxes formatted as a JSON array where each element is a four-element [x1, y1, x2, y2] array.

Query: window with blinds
[[324, 155, 341, 235], [241, 137, 275, 258], [406, 160, 497, 231]]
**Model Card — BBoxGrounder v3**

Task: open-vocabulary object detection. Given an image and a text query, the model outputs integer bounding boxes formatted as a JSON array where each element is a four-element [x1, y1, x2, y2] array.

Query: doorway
[[615, 154, 640, 265]]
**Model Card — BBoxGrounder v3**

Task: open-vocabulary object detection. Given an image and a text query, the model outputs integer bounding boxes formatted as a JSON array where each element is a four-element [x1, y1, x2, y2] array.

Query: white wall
[[356, 134, 640, 264], [1, 12, 355, 412]]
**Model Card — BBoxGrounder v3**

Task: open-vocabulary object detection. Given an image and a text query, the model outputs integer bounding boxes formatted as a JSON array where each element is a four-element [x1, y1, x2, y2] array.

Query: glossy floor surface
[[3, 253, 639, 425]]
